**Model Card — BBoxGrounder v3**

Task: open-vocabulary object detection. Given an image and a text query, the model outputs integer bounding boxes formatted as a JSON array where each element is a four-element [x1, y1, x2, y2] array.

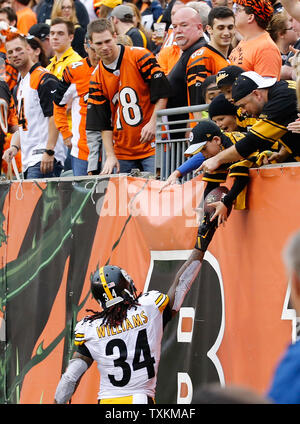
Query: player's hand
[[63, 136, 72, 148], [40, 152, 54, 174], [196, 157, 221, 174], [159, 171, 180, 193], [140, 120, 155, 143], [2, 147, 17, 163], [100, 155, 119, 174], [208, 201, 228, 227], [287, 114, 300, 133]]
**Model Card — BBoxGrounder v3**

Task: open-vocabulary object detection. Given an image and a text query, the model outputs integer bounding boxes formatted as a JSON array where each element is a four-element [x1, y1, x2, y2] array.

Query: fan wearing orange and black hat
[[229, 0, 282, 79]]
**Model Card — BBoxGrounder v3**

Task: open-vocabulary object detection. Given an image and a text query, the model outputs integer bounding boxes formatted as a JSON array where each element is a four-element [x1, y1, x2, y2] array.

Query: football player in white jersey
[[54, 261, 201, 404]]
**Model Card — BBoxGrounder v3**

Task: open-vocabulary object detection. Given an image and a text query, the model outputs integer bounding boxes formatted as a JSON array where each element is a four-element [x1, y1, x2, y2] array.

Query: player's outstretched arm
[[100, 130, 120, 174], [54, 352, 93, 404], [167, 249, 204, 316], [281, 0, 300, 21]]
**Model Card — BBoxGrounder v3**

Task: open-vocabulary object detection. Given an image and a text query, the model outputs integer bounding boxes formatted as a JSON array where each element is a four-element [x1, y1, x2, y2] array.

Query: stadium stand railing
[[155, 104, 209, 181]]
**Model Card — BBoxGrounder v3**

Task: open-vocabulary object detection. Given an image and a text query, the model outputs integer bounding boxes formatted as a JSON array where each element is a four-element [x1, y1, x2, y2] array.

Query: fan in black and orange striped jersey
[[53, 45, 99, 176], [0, 80, 19, 174], [186, 45, 233, 108], [86, 23, 171, 174], [169, 6, 235, 126], [0, 22, 19, 91]]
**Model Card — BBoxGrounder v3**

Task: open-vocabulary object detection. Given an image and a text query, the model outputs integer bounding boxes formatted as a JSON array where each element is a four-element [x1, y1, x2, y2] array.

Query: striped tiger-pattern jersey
[[0, 80, 18, 164], [186, 45, 232, 107], [0, 60, 18, 91], [86, 45, 170, 160], [235, 80, 300, 161], [74, 290, 170, 401], [54, 57, 95, 160]]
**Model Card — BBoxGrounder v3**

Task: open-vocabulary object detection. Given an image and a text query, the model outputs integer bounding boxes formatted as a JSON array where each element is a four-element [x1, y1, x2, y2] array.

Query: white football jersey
[[16, 64, 66, 172], [74, 290, 169, 400]]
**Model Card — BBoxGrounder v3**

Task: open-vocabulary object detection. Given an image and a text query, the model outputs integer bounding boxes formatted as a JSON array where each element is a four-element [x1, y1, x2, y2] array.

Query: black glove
[[194, 212, 218, 252]]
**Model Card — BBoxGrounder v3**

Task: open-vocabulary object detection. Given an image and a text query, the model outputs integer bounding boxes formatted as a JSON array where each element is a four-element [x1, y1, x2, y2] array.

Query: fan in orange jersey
[[166, 6, 234, 129], [183, 6, 235, 122], [86, 18, 171, 175], [53, 36, 100, 176]]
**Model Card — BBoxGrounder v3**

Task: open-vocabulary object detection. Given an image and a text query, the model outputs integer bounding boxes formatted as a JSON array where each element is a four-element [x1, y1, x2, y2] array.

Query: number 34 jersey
[[86, 45, 170, 161], [74, 291, 170, 400]]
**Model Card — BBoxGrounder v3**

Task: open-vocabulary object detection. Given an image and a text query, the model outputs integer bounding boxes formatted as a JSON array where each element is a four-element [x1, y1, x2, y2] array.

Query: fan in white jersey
[[54, 261, 201, 404]]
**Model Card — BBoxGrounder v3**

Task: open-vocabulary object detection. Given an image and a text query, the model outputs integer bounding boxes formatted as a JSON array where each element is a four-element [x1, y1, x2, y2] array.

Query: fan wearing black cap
[[199, 70, 299, 175], [161, 119, 269, 222], [216, 64, 257, 131], [185, 120, 257, 225], [28, 23, 53, 63], [165, 94, 237, 193], [208, 93, 238, 132], [160, 119, 273, 281]]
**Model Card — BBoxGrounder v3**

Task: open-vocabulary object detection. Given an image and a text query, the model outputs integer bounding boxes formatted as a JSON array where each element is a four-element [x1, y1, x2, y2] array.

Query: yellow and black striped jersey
[[235, 80, 300, 161], [236, 107, 257, 132], [202, 131, 251, 184], [202, 131, 273, 209]]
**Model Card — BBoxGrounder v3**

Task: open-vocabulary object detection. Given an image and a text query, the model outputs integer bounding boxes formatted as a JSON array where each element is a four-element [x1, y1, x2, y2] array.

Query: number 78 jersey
[[86, 45, 170, 161], [74, 291, 170, 400]]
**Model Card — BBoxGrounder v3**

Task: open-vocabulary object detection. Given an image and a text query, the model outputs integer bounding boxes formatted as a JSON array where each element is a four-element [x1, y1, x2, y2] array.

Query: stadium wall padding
[[0, 166, 298, 404]]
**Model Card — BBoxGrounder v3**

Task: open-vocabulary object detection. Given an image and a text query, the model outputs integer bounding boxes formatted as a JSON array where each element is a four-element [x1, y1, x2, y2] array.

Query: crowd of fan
[[2, 0, 300, 405], [0, 0, 299, 181]]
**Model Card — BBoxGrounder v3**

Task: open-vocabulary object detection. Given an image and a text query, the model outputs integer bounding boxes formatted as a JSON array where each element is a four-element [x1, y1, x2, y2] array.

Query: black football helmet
[[91, 265, 137, 310]]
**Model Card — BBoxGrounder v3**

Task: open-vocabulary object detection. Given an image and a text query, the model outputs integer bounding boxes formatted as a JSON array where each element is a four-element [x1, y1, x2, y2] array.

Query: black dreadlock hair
[[85, 293, 142, 327]]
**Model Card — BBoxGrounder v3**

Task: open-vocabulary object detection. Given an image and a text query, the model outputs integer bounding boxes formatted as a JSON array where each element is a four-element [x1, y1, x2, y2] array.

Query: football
[[204, 186, 232, 218]]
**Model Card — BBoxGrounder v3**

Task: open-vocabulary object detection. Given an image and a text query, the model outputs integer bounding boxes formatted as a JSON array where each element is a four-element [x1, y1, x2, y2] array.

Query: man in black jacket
[[165, 7, 207, 142]]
